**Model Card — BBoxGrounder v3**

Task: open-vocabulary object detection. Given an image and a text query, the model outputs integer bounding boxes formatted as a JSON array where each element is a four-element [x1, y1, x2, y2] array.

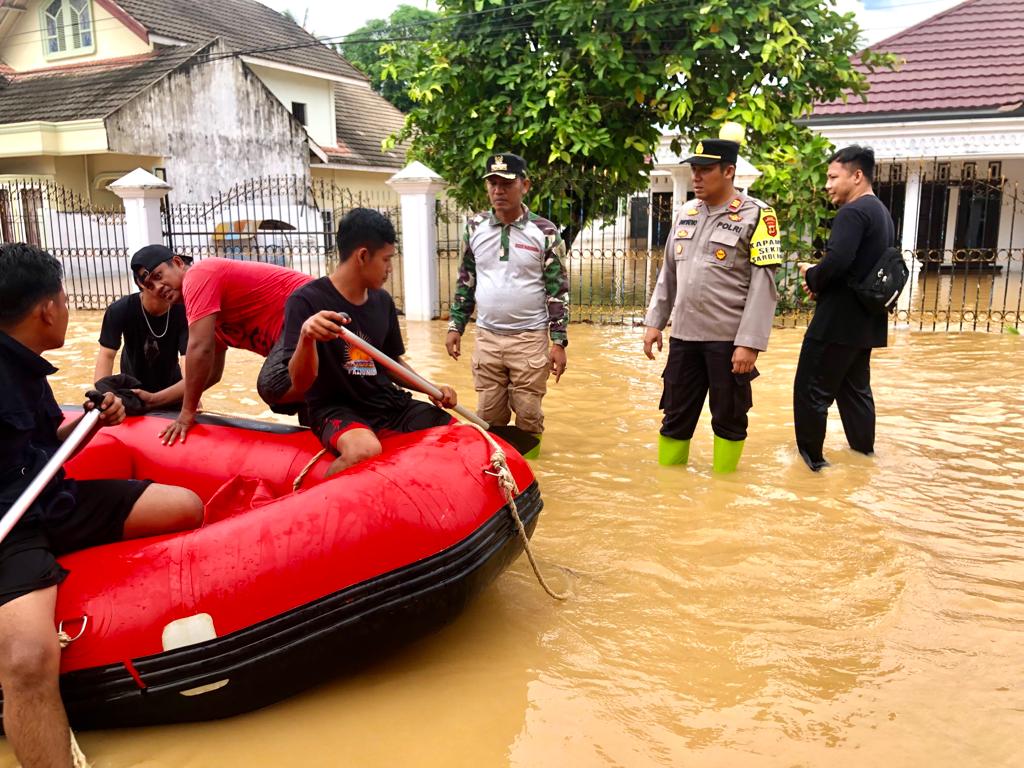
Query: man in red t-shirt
[[130, 245, 313, 445]]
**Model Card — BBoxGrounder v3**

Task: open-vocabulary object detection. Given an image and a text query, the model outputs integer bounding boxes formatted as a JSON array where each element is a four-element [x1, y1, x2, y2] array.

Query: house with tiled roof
[[806, 0, 1024, 261], [0, 0, 409, 206]]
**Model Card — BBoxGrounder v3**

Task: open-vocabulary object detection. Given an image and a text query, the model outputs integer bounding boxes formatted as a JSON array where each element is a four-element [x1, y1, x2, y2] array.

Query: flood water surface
[[2, 316, 1023, 767]]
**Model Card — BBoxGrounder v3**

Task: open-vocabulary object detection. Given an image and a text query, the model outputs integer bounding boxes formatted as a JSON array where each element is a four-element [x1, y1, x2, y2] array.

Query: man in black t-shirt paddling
[[281, 208, 458, 477], [794, 145, 896, 471]]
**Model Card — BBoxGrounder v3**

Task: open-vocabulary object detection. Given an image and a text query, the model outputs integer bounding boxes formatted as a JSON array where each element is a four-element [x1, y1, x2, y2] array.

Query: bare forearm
[[288, 336, 319, 396], [147, 378, 186, 408], [182, 346, 214, 414], [93, 348, 115, 383]]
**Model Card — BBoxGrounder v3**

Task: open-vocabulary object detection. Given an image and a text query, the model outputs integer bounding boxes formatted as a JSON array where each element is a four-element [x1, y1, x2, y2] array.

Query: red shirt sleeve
[[182, 263, 223, 327]]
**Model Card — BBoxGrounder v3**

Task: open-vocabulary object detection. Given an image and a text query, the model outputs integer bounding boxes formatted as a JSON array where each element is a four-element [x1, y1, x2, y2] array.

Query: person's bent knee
[[337, 430, 382, 465], [0, 635, 60, 690], [125, 484, 204, 539], [151, 484, 203, 528]]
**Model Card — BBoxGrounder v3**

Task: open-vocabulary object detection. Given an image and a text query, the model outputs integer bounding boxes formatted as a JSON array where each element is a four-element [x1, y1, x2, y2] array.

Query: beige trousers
[[471, 328, 550, 434]]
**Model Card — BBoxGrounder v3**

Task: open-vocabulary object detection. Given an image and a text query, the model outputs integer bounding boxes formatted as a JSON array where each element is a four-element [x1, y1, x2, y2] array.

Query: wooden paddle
[[0, 399, 103, 546], [335, 322, 540, 456]]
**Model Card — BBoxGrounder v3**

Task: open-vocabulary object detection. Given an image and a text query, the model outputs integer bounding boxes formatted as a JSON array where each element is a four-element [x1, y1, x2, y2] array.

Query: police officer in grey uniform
[[643, 138, 782, 473]]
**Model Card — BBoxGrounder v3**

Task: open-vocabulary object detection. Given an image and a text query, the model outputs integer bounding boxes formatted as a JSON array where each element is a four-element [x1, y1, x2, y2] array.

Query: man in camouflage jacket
[[445, 153, 569, 458]]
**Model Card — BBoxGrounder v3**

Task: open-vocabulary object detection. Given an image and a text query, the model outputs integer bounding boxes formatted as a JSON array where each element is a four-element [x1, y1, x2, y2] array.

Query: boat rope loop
[[467, 424, 570, 601], [57, 616, 88, 648], [293, 449, 329, 491]]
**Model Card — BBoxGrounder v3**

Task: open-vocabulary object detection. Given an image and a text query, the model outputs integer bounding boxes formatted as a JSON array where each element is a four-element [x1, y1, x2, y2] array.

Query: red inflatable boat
[[2, 410, 542, 730]]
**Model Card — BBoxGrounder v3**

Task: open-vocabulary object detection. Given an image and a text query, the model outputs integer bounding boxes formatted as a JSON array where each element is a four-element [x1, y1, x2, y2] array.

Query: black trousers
[[793, 337, 875, 470], [659, 339, 756, 442]]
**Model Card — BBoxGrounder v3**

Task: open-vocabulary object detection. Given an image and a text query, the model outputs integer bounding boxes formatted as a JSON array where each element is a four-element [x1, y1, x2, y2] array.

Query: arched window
[[43, 0, 94, 58]]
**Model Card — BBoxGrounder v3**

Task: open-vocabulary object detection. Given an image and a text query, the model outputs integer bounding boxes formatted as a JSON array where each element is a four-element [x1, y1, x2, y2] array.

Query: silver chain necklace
[[140, 295, 171, 339]]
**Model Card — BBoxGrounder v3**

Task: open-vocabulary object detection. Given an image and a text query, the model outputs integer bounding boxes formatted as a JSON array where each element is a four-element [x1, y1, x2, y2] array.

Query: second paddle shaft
[[336, 324, 491, 430]]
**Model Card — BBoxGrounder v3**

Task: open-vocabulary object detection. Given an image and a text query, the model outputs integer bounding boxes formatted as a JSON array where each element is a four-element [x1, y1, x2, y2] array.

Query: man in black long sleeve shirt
[[794, 145, 896, 470]]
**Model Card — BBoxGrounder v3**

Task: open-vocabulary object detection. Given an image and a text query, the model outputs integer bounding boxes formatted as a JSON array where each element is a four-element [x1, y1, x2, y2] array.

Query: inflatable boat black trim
[[8, 481, 542, 730]]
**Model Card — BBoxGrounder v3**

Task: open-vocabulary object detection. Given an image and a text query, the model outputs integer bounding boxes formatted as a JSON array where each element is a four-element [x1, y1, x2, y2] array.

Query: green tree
[[383, 0, 895, 246], [339, 5, 439, 112]]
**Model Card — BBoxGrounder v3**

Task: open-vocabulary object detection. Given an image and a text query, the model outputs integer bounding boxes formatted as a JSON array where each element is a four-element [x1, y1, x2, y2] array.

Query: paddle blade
[[487, 425, 540, 456]]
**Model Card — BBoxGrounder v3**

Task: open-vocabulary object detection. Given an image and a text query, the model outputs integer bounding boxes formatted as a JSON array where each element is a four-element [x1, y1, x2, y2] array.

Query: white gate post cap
[[108, 168, 172, 200], [387, 161, 447, 195]]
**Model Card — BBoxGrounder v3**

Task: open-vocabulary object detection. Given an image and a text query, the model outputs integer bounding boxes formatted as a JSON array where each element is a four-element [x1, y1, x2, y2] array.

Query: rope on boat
[[293, 449, 329, 491], [56, 625, 91, 766], [466, 424, 570, 601], [70, 731, 89, 767]]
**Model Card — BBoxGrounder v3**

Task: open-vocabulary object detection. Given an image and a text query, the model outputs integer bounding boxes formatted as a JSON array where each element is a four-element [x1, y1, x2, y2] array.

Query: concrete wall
[[1, 153, 165, 207], [310, 167, 400, 201], [246, 63, 337, 149], [105, 52, 309, 202], [0, 156, 58, 176], [3, 0, 151, 72]]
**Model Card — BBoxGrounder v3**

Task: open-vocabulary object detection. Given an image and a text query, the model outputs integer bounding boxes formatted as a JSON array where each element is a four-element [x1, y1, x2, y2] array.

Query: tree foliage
[[338, 5, 440, 113], [383, 0, 895, 246]]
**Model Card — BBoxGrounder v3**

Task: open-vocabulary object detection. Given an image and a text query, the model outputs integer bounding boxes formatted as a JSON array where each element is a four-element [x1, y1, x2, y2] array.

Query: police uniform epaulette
[[748, 197, 771, 210]]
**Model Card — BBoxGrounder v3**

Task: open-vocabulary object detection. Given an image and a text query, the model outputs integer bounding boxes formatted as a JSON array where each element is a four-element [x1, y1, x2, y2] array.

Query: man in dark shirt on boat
[[94, 279, 189, 412], [0, 243, 203, 767], [281, 208, 458, 477], [794, 145, 895, 471]]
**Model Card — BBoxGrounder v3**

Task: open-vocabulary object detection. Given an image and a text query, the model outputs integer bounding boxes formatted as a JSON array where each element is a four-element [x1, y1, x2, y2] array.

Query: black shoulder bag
[[848, 244, 909, 314]]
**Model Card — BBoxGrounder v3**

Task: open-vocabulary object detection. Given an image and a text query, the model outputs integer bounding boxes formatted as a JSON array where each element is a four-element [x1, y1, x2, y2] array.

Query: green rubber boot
[[658, 435, 690, 466], [522, 434, 542, 460], [712, 436, 744, 474]]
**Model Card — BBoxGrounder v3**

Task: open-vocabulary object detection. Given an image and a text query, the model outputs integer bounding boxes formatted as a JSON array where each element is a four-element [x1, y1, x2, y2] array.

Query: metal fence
[[6, 168, 1022, 333], [0, 178, 129, 309], [436, 177, 1023, 333], [163, 175, 404, 309]]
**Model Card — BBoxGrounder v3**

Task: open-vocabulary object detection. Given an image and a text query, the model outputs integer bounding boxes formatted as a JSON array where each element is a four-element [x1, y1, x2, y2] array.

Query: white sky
[[260, 0, 964, 47], [259, 0, 437, 42]]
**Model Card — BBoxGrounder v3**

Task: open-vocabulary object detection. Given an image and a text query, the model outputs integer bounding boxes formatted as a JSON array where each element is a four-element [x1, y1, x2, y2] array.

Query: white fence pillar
[[899, 165, 923, 314], [108, 168, 171, 258], [387, 161, 446, 321]]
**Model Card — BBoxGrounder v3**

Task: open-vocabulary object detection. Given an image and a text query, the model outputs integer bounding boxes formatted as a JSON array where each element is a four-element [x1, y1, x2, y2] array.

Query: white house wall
[[104, 52, 309, 202], [245, 63, 337, 149]]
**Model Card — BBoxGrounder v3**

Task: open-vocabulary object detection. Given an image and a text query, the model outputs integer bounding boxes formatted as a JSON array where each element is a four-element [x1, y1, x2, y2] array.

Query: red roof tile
[[814, 0, 1024, 117]]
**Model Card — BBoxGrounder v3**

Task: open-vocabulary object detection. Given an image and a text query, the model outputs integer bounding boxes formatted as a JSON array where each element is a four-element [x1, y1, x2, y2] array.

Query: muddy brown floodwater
[[2, 314, 1023, 767]]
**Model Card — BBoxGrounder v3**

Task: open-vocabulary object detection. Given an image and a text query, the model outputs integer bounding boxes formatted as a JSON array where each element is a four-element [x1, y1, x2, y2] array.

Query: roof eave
[[803, 104, 1024, 126]]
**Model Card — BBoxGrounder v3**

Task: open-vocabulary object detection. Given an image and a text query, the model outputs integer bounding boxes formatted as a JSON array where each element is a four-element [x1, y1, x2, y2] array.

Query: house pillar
[[669, 165, 690, 214], [899, 166, 923, 313], [387, 162, 446, 321], [108, 168, 172, 259]]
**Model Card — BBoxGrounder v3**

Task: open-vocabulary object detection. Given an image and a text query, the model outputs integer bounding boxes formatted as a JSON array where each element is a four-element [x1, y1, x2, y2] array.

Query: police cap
[[682, 138, 740, 166]]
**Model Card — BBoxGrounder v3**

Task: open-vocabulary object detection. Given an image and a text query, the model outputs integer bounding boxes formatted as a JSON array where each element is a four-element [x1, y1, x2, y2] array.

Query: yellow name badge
[[750, 206, 782, 267]]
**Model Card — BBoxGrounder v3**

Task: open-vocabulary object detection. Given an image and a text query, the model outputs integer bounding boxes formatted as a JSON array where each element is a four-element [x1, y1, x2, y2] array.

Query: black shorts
[[311, 400, 454, 452], [257, 336, 304, 416], [0, 478, 151, 607]]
